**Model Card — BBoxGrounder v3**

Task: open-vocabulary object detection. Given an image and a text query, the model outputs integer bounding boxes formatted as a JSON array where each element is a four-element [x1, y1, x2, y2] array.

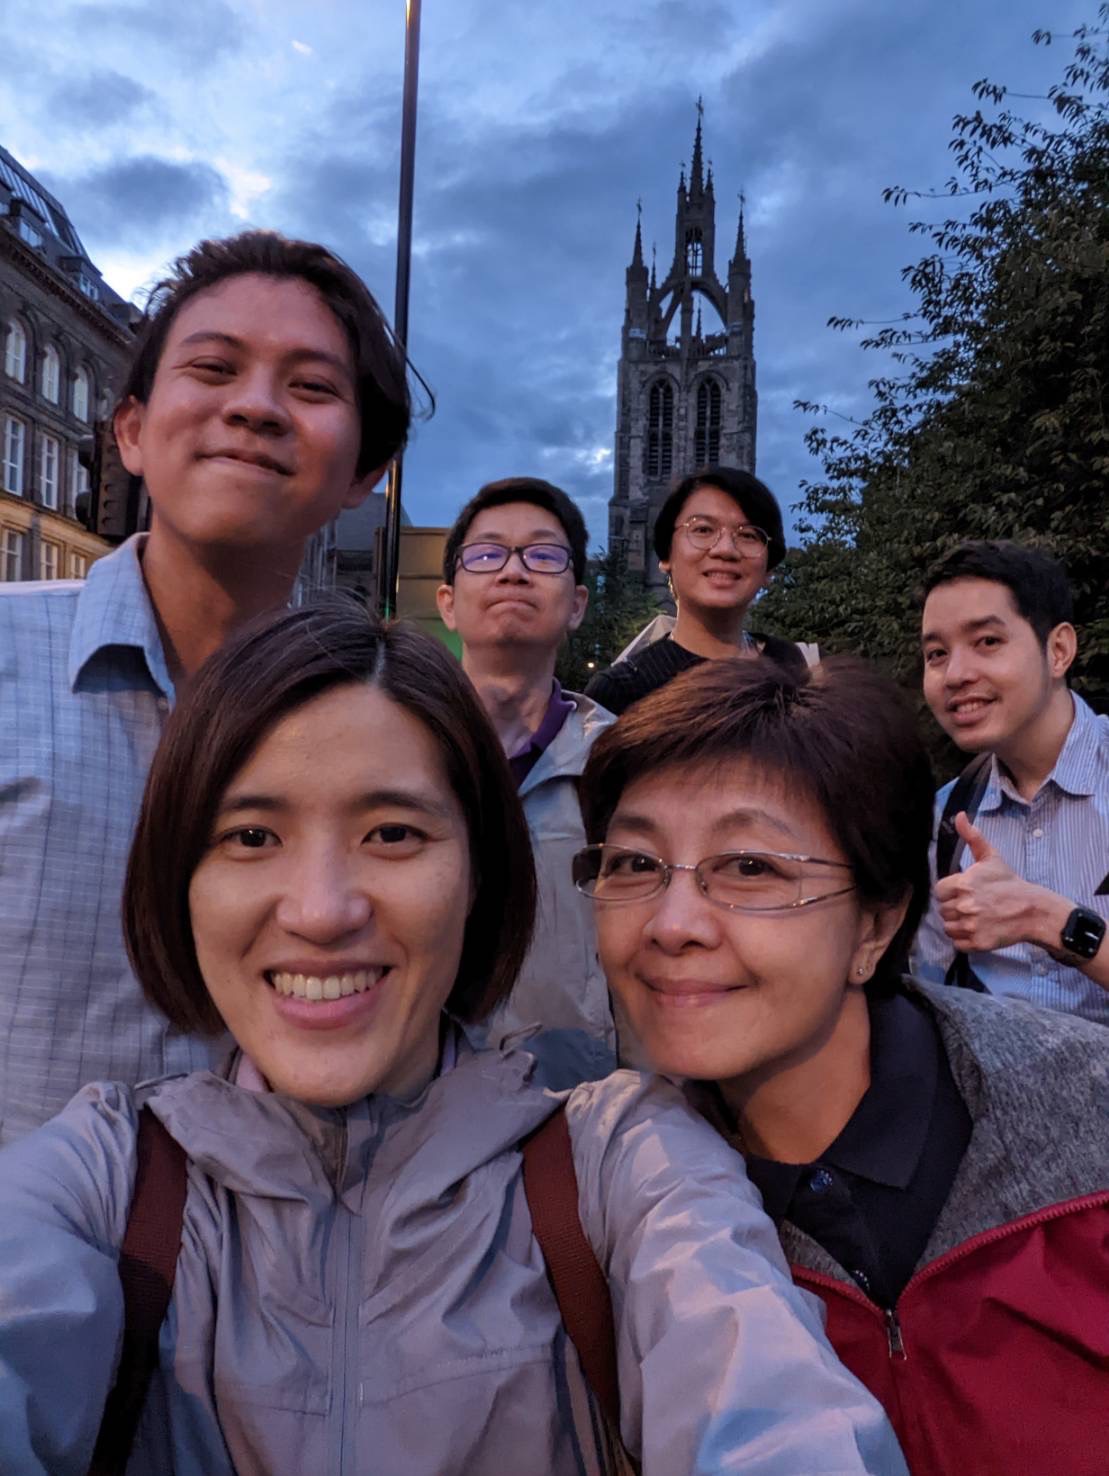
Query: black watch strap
[[1061, 906, 1106, 962]]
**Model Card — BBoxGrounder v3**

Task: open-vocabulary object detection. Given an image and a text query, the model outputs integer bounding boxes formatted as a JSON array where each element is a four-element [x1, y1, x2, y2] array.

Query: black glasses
[[676, 516, 769, 556], [455, 542, 573, 575], [571, 844, 855, 914]]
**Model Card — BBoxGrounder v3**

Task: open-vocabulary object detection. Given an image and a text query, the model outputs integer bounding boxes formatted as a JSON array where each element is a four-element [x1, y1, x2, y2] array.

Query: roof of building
[[0, 144, 130, 318]]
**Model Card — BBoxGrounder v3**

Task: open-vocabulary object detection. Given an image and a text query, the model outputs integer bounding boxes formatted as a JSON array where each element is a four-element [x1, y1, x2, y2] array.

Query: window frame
[[37, 431, 60, 510], [39, 538, 60, 581], [3, 414, 27, 496], [72, 365, 91, 422], [0, 526, 26, 582], [4, 318, 28, 383], [41, 344, 61, 404]]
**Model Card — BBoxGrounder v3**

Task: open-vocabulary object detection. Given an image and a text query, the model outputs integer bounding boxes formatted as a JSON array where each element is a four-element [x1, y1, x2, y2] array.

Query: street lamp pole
[[381, 0, 423, 620]]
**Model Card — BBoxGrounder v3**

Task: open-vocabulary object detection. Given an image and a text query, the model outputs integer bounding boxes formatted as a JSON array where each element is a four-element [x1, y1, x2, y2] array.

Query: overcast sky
[[0, 0, 1091, 548]]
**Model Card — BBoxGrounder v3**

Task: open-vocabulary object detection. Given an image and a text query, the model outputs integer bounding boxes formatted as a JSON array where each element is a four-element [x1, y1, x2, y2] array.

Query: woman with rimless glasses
[[576, 656, 1109, 1476], [585, 466, 808, 715]]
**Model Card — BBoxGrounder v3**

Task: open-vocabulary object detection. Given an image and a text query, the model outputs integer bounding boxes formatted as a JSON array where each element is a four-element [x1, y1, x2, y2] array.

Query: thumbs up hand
[[934, 812, 1062, 955]]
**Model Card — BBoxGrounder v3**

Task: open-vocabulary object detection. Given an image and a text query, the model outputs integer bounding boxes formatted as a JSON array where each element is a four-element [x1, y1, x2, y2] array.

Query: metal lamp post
[[381, 0, 423, 620]]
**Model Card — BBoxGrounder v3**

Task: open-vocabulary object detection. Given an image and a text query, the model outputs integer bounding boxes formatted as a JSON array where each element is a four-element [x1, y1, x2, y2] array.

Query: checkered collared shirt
[[0, 535, 224, 1143]]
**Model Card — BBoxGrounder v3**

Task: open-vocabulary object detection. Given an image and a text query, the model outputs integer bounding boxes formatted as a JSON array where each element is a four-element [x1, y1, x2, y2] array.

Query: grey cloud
[[73, 0, 245, 62], [42, 157, 230, 242], [48, 69, 154, 129]]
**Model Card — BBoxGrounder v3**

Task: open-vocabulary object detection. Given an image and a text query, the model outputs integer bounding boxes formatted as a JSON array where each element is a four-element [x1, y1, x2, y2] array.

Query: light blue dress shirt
[[0, 535, 224, 1143], [913, 693, 1109, 1025]]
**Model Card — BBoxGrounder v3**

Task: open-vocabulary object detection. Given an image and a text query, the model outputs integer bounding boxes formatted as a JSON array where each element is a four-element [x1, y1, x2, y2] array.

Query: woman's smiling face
[[187, 682, 473, 1106], [594, 758, 890, 1088]]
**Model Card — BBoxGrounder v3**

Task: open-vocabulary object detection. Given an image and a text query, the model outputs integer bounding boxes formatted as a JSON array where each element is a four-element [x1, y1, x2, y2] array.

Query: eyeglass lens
[[682, 517, 767, 553], [458, 542, 571, 574]]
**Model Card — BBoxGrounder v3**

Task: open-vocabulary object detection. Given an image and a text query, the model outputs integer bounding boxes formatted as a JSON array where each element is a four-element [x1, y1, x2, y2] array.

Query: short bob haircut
[[579, 656, 935, 994], [919, 539, 1074, 647], [653, 465, 787, 570], [442, 477, 589, 584], [124, 605, 537, 1034], [115, 230, 423, 476]]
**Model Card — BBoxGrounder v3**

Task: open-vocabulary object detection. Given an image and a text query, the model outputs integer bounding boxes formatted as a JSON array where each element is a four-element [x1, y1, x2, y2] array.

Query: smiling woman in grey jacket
[[0, 606, 904, 1476]]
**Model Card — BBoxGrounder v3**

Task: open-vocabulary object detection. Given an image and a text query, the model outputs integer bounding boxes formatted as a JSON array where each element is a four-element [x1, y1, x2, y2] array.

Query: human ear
[[566, 583, 589, 633], [1047, 622, 1078, 681], [436, 582, 458, 631], [113, 397, 146, 477], [850, 894, 910, 985], [341, 462, 389, 511]]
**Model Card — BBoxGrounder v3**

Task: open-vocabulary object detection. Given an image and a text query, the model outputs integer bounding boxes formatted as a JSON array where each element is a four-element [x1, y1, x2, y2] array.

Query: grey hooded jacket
[[487, 691, 617, 1073], [0, 1034, 906, 1476]]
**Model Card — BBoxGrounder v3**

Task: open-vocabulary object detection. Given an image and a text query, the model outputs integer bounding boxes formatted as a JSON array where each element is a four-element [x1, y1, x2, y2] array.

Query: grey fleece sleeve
[[566, 1071, 908, 1476], [0, 1083, 139, 1475]]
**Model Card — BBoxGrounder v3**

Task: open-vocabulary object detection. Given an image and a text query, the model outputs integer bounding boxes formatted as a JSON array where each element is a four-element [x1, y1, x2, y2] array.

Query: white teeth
[[268, 969, 382, 1001]]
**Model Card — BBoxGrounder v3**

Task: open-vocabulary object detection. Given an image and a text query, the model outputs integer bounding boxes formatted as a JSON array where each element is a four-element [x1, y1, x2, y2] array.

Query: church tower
[[608, 105, 756, 593]]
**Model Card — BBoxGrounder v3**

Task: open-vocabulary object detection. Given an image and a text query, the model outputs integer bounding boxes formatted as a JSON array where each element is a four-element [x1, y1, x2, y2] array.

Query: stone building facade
[[607, 110, 756, 595], [0, 145, 137, 582]]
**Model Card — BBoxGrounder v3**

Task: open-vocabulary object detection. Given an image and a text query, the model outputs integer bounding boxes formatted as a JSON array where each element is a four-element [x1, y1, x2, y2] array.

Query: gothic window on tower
[[695, 378, 722, 464], [646, 380, 674, 479], [685, 230, 703, 275]]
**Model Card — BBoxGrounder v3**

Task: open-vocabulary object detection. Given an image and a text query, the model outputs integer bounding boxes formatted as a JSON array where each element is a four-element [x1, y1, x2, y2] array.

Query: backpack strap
[[934, 751, 994, 994], [521, 1106, 620, 1427], [88, 1106, 188, 1476]]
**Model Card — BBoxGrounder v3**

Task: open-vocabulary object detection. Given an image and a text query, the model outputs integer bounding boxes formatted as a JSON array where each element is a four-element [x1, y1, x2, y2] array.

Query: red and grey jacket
[[781, 985, 1109, 1476]]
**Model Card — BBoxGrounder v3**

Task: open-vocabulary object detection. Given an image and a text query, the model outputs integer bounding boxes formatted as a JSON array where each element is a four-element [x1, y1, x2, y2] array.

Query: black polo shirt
[[744, 992, 972, 1306]]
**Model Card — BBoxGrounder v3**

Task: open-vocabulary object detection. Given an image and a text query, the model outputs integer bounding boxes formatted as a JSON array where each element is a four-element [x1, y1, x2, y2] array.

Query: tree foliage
[[558, 547, 660, 693], [758, 10, 1109, 729]]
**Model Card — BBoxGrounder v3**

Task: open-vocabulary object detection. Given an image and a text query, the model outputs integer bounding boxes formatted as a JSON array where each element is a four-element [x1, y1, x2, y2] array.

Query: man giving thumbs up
[[912, 542, 1109, 1022]]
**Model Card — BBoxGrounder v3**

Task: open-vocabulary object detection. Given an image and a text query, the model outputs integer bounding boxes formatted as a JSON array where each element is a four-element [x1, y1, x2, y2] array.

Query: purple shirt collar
[[507, 680, 576, 788]]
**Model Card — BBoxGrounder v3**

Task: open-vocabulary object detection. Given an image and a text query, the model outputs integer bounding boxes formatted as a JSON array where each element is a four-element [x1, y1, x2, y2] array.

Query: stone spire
[[690, 96, 705, 197]]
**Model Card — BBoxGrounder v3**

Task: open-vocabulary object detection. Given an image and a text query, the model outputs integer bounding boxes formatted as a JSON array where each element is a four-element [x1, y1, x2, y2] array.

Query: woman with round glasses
[[576, 655, 1109, 1476], [0, 606, 905, 1476], [585, 465, 808, 716]]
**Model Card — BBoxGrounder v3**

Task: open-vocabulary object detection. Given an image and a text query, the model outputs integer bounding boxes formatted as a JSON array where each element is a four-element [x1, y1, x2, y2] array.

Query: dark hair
[[124, 605, 536, 1033], [115, 230, 423, 475], [920, 539, 1073, 645], [579, 657, 935, 993], [442, 477, 588, 583], [652, 465, 787, 569]]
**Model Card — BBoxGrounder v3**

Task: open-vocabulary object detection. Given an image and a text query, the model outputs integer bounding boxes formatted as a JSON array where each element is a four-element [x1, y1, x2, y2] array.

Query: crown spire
[[732, 190, 747, 264], [690, 96, 705, 194], [631, 198, 644, 268]]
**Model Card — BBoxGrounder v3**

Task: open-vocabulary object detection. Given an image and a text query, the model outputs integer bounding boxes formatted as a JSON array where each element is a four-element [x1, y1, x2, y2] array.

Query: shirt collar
[[742, 992, 940, 1218], [980, 692, 1100, 809], [67, 533, 175, 702]]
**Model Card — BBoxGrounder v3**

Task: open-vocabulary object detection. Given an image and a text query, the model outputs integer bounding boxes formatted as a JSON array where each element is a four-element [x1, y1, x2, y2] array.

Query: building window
[[39, 540, 60, 581], [695, 378, 722, 465], [42, 344, 61, 404], [78, 274, 100, 301], [70, 551, 89, 579], [17, 216, 43, 249], [1, 527, 25, 582], [685, 229, 703, 275], [73, 366, 90, 422], [646, 380, 674, 479], [4, 318, 27, 383], [68, 446, 90, 518], [37, 432, 60, 509], [3, 416, 26, 495]]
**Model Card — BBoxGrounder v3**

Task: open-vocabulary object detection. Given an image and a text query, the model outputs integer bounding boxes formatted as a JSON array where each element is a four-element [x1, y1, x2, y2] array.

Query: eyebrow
[[921, 614, 1008, 645], [176, 331, 353, 378], [465, 529, 569, 546], [608, 805, 800, 843], [215, 787, 457, 822]]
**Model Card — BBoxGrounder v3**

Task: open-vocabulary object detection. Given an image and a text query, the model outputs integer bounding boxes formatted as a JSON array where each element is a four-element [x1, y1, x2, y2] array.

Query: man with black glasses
[[586, 466, 807, 715], [438, 478, 616, 1070]]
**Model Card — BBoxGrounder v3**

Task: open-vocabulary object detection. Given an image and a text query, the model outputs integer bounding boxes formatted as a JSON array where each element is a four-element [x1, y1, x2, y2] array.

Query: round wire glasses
[[676, 516, 769, 556], [572, 844, 855, 914], [456, 542, 572, 575]]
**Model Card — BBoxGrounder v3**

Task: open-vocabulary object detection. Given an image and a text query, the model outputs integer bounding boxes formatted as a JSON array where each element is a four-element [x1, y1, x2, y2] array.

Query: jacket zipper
[[796, 1188, 1109, 1362], [329, 1114, 358, 1476]]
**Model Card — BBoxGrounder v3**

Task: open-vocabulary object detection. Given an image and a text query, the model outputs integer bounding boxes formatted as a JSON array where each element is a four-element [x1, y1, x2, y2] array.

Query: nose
[[943, 644, 976, 688], [274, 849, 372, 943], [220, 365, 292, 437], [495, 549, 532, 582], [643, 868, 721, 954]]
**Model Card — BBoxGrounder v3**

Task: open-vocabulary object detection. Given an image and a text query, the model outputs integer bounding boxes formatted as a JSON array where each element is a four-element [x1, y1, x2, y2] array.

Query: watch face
[[1062, 907, 1107, 961]]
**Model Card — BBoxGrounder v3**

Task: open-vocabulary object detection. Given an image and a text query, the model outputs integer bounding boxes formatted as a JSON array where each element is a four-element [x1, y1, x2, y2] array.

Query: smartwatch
[[1060, 906, 1106, 962]]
